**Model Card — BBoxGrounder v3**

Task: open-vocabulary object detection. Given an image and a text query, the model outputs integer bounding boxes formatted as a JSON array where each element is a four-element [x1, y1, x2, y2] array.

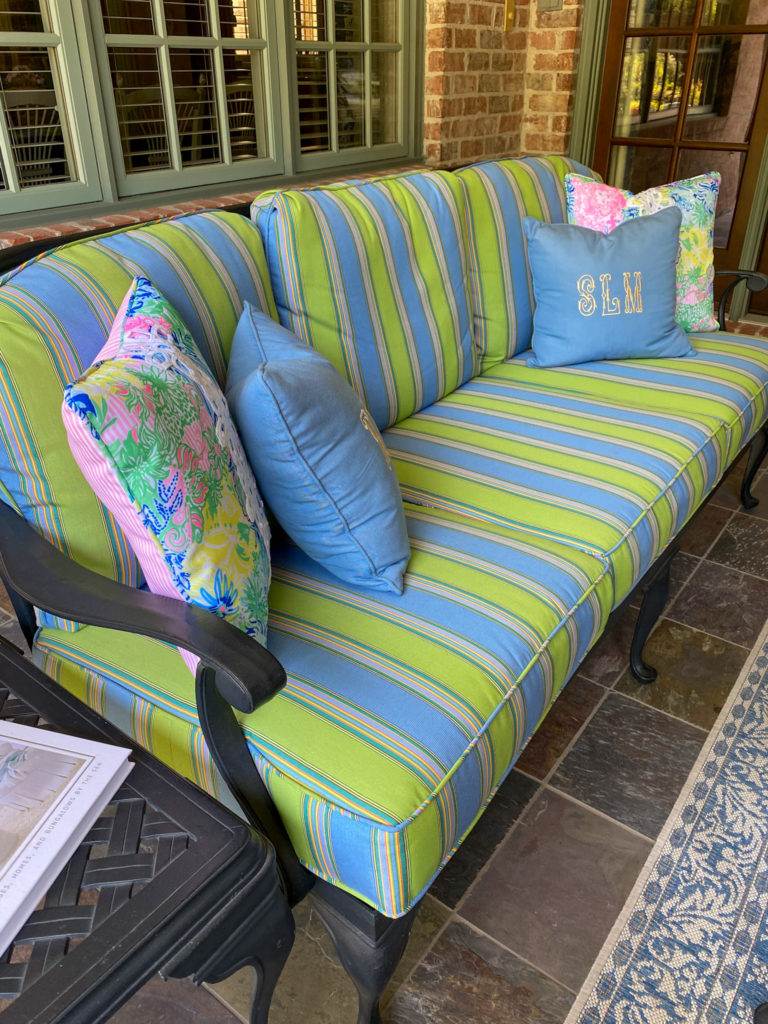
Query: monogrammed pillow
[[524, 207, 692, 368]]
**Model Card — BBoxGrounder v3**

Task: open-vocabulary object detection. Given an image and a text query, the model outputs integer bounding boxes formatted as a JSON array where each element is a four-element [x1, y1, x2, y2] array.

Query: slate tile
[[430, 770, 539, 908], [516, 676, 604, 780], [578, 605, 638, 687], [387, 919, 574, 1024], [460, 790, 650, 991], [628, 551, 700, 610], [615, 619, 747, 730], [667, 559, 768, 647], [676, 504, 733, 557], [209, 896, 449, 1024], [551, 692, 704, 838], [112, 975, 238, 1023], [707, 512, 768, 580]]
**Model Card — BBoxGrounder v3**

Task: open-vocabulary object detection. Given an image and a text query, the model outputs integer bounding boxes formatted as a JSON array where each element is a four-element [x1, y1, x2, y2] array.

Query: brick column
[[423, 0, 583, 167]]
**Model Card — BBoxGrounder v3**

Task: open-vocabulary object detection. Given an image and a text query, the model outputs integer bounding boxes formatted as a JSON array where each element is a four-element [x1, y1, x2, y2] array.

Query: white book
[[0, 720, 133, 955]]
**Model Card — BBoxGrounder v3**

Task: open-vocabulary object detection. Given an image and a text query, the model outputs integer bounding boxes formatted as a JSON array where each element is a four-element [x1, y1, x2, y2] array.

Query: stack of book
[[0, 721, 133, 954]]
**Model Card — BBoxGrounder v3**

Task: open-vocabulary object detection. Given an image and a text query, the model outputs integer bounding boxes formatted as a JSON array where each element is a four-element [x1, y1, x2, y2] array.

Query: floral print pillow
[[565, 172, 721, 332], [61, 277, 271, 675]]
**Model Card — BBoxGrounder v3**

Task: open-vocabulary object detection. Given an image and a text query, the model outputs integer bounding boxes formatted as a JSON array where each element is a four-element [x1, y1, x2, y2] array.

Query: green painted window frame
[[0, 0, 104, 215], [0, 0, 423, 216]]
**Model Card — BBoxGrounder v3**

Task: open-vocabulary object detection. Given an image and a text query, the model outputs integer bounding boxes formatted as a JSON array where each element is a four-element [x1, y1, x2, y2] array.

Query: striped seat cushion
[[454, 155, 597, 371], [385, 357, 733, 602], [494, 333, 768, 466], [0, 212, 275, 627], [34, 503, 613, 917], [251, 169, 475, 429]]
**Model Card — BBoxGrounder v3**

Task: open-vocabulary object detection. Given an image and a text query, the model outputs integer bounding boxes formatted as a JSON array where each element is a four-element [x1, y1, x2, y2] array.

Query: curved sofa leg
[[741, 426, 768, 510], [630, 553, 673, 685], [312, 882, 417, 1024]]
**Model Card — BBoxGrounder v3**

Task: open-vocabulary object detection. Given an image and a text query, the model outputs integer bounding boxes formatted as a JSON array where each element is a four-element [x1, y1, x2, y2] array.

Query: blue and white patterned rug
[[567, 622, 768, 1024]]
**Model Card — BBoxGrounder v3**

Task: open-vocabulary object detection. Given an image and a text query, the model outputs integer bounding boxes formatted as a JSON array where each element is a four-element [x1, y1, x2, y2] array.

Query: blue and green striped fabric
[[0, 211, 275, 627], [454, 155, 598, 371], [383, 338, 767, 602], [251, 169, 475, 429], [34, 502, 613, 917]]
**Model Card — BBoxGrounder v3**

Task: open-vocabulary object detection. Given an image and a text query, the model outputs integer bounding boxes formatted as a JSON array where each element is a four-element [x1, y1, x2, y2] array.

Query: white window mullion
[[0, 105, 20, 193], [209, 0, 232, 165], [327, 0, 339, 151]]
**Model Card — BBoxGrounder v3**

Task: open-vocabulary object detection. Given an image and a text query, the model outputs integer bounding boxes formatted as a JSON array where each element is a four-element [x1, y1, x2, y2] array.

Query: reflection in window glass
[[372, 50, 398, 144], [0, 0, 49, 32], [608, 143, 674, 192], [294, 0, 326, 41], [169, 48, 220, 166], [627, 0, 696, 29], [371, 0, 398, 42], [702, 0, 765, 26], [337, 51, 364, 148], [218, 0, 259, 37], [297, 50, 329, 152], [677, 147, 745, 245], [0, 45, 75, 187], [613, 36, 691, 138], [684, 35, 767, 144], [163, 0, 210, 36], [335, 0, 363, 41], [224, 49, 266, 160], [108, 47, 171, 171], [100, 0, 154, 35]]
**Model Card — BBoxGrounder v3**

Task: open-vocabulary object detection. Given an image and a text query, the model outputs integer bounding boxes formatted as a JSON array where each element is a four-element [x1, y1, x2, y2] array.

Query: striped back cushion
[[252, 169, 475, 430], [455, 155, 598, 371], [0, 211, 275, 626]]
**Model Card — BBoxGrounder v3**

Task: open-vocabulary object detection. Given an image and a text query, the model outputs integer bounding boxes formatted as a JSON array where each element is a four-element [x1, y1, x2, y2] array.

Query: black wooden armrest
[[716, 269, 768, 331], [0, 502, 286, 714]]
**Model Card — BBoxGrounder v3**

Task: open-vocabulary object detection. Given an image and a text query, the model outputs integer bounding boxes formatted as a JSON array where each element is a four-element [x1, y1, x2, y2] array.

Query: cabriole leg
[[741, 426, 768, 510], [630, 554, 673, 684], [312, 883, 417, 1024]]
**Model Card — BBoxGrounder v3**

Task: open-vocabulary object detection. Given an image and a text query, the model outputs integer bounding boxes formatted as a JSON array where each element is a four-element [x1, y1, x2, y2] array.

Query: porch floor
[[4, 453, 763, 1023]]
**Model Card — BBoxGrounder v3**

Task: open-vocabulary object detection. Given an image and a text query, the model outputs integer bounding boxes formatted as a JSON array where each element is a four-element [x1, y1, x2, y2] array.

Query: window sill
[[0, 157, 425, 269]]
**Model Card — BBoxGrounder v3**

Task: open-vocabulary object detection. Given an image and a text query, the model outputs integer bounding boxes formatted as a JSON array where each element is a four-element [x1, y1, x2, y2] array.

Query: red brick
[[463, 94, 489, 114], [478, 72, 501, 92], [427, 26, 453, 48], [478, 27, 502, 48], [454, 26, 478, 47], [469, 2, 494, 24], [529, 90, 571, 113], [540, 7, 580, 25], [452, 72, 479, 93], [526, 71, 553, 91], [552, 114, 571, 134], [529, 30, 557, 48], [488, 93, 511, 113], [467, 50, 491, 70], [533, 50, 575, 71]]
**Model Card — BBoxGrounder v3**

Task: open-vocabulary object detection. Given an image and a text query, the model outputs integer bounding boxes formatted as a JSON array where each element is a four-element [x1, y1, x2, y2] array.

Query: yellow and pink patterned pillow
[[565, 172, 721, 332], [61, 277, 271, 675]]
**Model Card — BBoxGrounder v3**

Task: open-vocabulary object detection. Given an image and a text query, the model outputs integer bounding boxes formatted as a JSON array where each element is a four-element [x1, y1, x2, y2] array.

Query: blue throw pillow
[[524, 206, 692, 368], [226, 303, 410, 593]]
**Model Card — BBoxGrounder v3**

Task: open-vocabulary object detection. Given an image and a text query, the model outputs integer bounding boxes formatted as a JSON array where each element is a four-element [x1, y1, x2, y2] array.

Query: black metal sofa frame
[[0, 262, 765, 1024]]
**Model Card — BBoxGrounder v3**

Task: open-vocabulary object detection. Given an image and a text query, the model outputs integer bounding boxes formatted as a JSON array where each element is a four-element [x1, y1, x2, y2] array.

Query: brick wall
[[423, 0, 583, 168]]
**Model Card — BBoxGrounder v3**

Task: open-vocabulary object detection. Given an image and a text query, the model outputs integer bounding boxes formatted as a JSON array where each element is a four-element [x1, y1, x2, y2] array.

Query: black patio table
[[0, 635, 293, 1024]]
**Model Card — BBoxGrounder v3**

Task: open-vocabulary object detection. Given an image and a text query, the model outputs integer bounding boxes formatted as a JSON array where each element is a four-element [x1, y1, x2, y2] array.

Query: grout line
[[608, 673, 710, 733], [453, 914, 578, 996], [698, 551, 768, 585], [661, 610, 755, 651], [541, 784, 656, 845]]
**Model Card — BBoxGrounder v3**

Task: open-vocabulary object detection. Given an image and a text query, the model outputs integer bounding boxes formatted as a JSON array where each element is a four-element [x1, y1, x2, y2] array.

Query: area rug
[[566, 621, 768, 1024]]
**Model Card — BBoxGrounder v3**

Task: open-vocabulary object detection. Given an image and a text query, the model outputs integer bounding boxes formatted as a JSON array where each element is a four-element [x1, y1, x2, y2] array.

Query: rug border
[[564, 616, 768, 1024]]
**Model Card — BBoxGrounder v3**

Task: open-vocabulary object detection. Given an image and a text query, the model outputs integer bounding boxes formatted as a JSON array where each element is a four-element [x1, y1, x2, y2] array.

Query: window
[[0, 0, 419, 215]]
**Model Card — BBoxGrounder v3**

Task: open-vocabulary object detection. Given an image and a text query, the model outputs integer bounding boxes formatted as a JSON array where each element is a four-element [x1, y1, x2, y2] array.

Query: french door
[[593, 0, 768, 270]]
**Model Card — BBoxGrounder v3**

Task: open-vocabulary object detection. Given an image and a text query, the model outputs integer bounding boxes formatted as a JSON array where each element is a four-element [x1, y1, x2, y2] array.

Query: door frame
[[569, 0, 768, 318]]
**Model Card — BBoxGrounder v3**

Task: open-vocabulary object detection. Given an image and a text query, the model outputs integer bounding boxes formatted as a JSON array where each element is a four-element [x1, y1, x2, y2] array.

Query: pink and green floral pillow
[[61, 277, 271, 675], [565, 172, 721, 332]]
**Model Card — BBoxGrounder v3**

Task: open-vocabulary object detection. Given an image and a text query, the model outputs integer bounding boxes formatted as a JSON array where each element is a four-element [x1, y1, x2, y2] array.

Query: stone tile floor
[[1, 455, 764, 1023]]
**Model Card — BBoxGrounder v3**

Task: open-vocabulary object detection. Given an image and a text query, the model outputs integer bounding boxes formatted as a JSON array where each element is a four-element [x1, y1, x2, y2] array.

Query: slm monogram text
[[576, 272, 643, 318]]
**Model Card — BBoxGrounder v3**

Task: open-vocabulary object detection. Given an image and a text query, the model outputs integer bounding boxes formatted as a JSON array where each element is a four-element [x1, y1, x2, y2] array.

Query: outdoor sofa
[[0, 155, 766, 1023]]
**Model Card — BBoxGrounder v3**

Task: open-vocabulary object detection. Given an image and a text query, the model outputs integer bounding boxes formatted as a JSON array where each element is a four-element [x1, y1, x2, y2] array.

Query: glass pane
[[163, 0, 210, 36], [0, 46, 75, 187], [218, 0, 260, 38], [702, 0, 767, 27], [371, 0, 399, 42], [335, 0, 362, 41], [613, 36, 691, 138], [677, 147, 746, 245], [296, 49, 329, 151], [0, 0, 50, 32], [684, 35, 767, 143], [627, 0, 696, 28], [108, 47, 171, 171], [337, 51, 364, 148], [608, 144, 674, 191], [372, 50, 397, 144], [223, 48, 266, 160], [294, 0, 326, 41], [100, 0, 154, 35], [169, 49, 220, 165]]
